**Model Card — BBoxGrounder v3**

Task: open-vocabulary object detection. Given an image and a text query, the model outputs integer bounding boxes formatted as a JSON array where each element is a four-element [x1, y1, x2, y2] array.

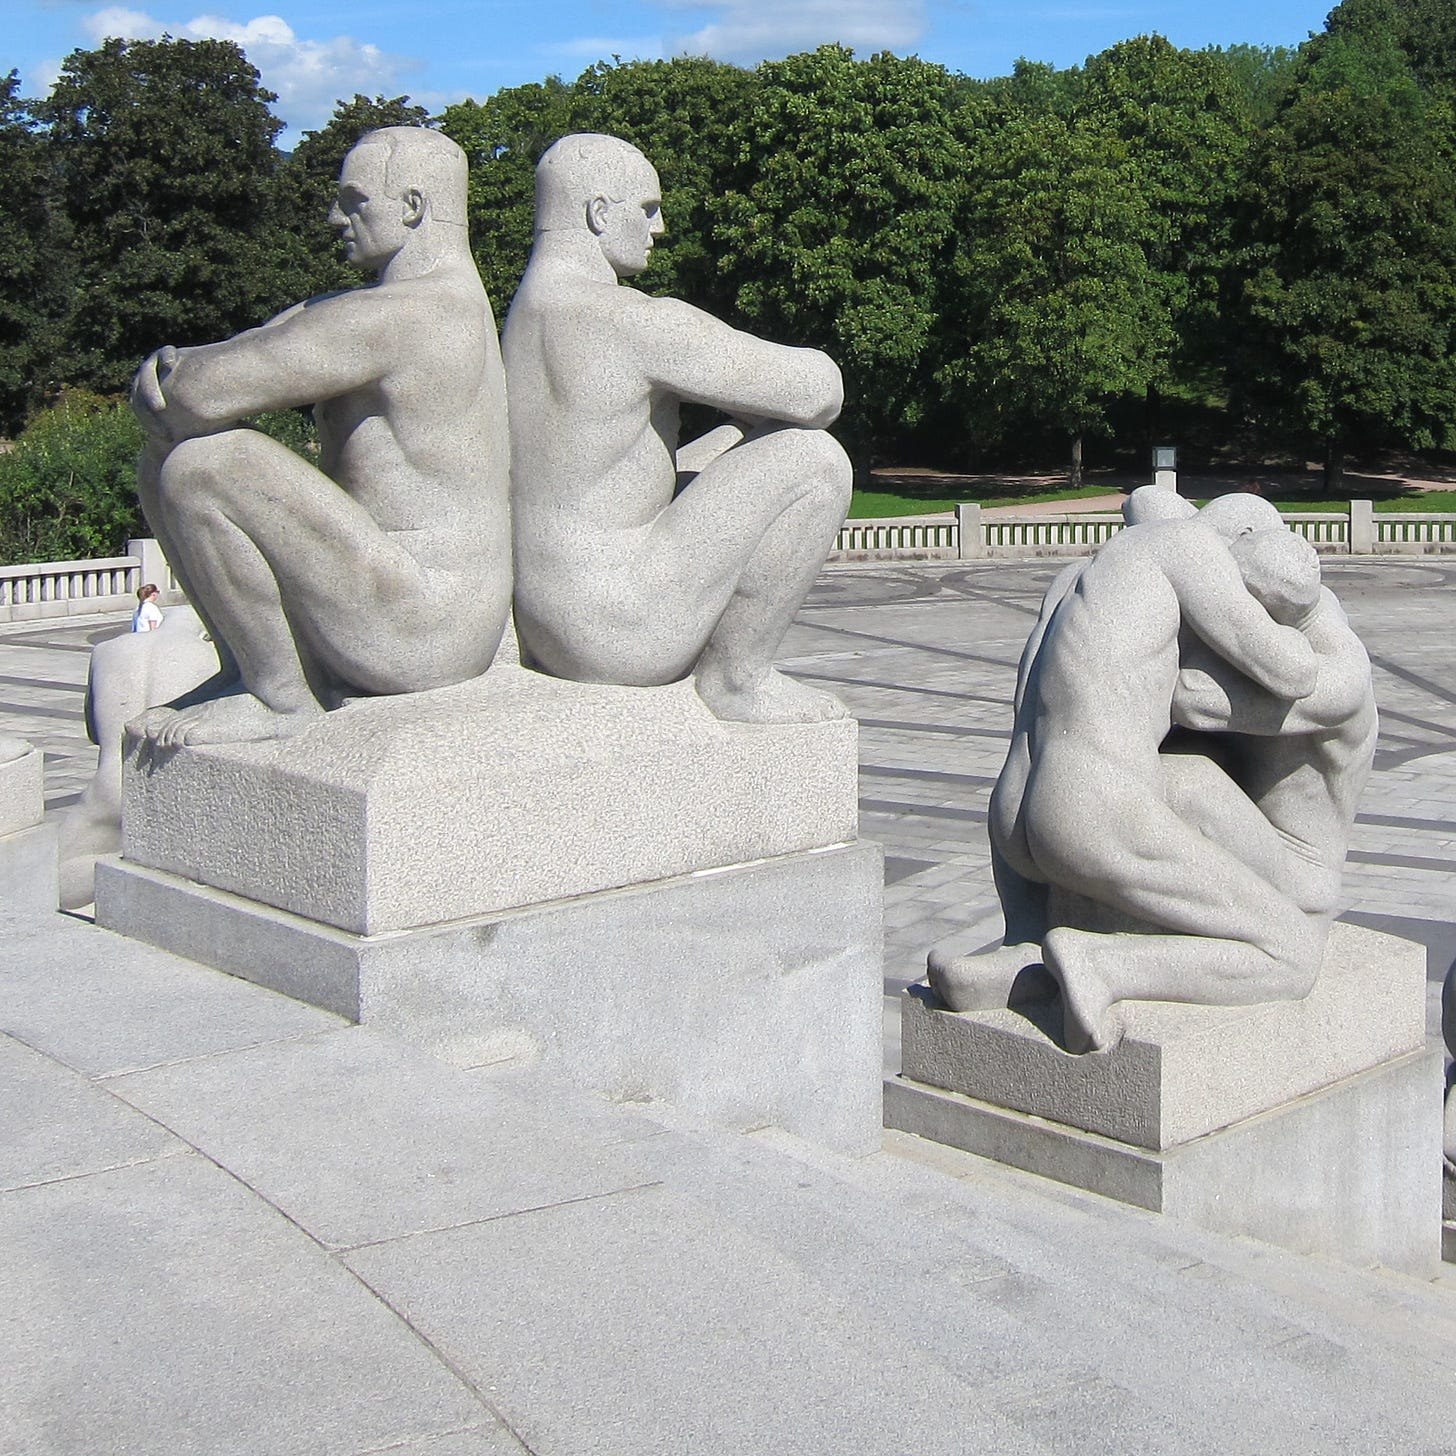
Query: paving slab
[[343, 1182, 1047, 1456], [0, 906, 341, 1077], [0, 1031, 183, 1191], [102, 1026, 660, 1251], [0, 1153, 507, 1456]]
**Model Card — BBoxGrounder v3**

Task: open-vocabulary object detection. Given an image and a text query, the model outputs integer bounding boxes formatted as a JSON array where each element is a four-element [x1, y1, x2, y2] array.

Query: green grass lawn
[[849, 486, 1456, 519], [848, 484, 1121, 517]]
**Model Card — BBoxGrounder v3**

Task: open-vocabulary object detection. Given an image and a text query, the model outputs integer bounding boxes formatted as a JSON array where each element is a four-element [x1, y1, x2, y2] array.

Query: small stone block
[[96, 840, 884, 1156], [900, 921, 1425, 1150], [120, 667, 858, 935], [0, 745, 43, 839], [887, 1048, 1444, 1278]]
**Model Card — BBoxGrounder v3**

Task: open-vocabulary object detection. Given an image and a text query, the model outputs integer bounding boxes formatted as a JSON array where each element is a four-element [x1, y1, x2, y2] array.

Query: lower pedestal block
[[96, 841, 884, 1156], [889, 922, 1442, 1276], [887, 1052, 1442, 1278]]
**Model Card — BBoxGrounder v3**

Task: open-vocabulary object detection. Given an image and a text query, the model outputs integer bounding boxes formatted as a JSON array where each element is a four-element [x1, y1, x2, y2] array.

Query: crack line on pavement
[[345, 1269, 543, 1455], [0, 1146, 187, 1196], [336, 1179, 666, 1254]]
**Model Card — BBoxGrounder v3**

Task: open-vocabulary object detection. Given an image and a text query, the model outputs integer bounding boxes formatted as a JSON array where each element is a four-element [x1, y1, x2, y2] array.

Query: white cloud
[[654, 0, 927, 65], [79, 8, 418, 137]]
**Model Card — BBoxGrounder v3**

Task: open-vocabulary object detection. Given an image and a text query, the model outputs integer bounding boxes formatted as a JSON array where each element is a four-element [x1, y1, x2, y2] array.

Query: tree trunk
[[1070, 433, 1084, 489], [1145, 383, 1162, 445], [1323, 438, 1344, 494]]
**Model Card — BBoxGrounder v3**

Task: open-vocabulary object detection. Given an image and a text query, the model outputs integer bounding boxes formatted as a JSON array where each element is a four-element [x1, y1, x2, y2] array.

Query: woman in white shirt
[[131, 583, 163, 632]]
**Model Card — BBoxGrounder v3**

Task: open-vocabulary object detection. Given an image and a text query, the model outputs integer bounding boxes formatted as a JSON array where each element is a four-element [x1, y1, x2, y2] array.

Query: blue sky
[[10, 0, 1339, 144]]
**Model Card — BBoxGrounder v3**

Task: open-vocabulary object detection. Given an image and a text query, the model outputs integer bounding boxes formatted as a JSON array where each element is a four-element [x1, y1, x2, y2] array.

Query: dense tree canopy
[[1230, 0, 1456, 484], [6, 10, 1456, 555], [0, 73, 68, 433], [39, 37, 287, 394]]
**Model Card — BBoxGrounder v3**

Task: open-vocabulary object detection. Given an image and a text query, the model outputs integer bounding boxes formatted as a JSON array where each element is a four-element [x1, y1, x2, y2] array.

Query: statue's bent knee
[[158, 429, 267, 505]]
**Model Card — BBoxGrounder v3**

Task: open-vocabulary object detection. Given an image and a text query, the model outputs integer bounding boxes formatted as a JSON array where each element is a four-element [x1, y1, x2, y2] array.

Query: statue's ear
[[586, 195, 610, 236], [401, 187, 426, 227]]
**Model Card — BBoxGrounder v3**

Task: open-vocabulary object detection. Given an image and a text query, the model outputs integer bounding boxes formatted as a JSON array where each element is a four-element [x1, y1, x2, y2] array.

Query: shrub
[[0, 392, 145, 564]]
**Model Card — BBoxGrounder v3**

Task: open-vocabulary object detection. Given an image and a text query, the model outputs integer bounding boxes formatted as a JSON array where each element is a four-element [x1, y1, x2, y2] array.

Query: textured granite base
[[889, 921, 1439, 1274], [119, 667, 858, 935], [900, 922, 1425, 1150], [95, 841, 884, 1155], [886, 1051, 1442, 1276], [0, 744, 43, 839], [0, 822, 57, 911]]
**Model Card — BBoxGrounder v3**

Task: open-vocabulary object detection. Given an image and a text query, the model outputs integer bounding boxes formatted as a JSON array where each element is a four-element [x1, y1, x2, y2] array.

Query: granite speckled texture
[[0, 737, 43, 839], [95, 841, 885, 1156], [887, 1049, 1442, 1278], [117, 666, 858, 935], [504, 134, 851, 727], [903, 920, 1425, 1150], [129, 127, 511, 752], [930, 493, 1377, 1056]]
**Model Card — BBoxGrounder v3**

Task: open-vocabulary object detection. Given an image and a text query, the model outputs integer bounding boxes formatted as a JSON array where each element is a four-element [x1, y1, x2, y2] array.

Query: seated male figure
[[503, 133, 851, 724], [131, 126, 511, 747]]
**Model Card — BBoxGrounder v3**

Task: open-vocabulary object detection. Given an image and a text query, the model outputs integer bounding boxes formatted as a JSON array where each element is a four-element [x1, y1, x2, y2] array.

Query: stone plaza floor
[[5, 559, 1456, 1454], [5, 557, 1455, 1054]]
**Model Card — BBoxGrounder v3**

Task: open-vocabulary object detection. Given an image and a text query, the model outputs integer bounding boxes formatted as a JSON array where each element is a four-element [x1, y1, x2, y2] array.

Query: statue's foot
[[694, 666, 847, 725], [132, 692, 321, 748], [927, 941, 1051, 1012], [1042, 927, 1121, 1055]]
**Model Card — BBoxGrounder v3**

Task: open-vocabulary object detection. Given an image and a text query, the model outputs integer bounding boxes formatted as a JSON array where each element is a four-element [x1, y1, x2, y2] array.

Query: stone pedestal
[[886, 923, 1442, 1276], [96, 668, 883, 1154], [117, 667, 858, 934], [0, 741, 56, 911]]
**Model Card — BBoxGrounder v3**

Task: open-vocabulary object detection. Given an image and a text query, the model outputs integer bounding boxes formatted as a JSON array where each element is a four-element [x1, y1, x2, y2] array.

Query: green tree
[[0, 72, 68, 432], [1201, 44, 1301, 125], [711, 45, 976, 460], [1387, 0, 1456, 90], [1077, 36, 1256, 430], [974, 57, 1083, 118], [566, 57, 756, 309], [439, 77, 574, 311], [950, 109, 1174, 483], [39, 36, 287, 393], [1230, 0, 1456, 486], [0, 392, 145, 562]]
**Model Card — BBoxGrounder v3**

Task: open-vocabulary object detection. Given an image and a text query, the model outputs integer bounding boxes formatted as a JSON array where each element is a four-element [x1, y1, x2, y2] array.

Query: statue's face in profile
[[329, 146, 408, 272], [591, 167, 665, 278]]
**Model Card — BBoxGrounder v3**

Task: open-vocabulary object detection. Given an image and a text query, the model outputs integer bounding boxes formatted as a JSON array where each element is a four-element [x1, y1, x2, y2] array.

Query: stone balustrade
[[831, 500, 1456, 562], [3, 506, 1455, 622], [0, 539, 175, 623]]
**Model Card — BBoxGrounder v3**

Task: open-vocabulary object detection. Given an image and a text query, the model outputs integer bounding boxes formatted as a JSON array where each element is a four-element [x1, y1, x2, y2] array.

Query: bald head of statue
[[339, 126, 469, 228]]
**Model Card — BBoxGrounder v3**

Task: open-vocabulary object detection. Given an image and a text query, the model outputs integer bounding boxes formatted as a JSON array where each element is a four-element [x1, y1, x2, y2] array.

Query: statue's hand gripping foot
[[132, 691, 322, 749], [1042, 927, 1123, 1055], [693, 666, 846, 725]]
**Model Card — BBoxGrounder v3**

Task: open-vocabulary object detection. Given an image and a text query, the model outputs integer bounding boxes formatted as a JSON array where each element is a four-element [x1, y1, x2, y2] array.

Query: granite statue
[[57, 607, 219, 908], [929, 490, 1376, 1053], [502, 133, 851, 724], [130, 126, 511, 748]]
